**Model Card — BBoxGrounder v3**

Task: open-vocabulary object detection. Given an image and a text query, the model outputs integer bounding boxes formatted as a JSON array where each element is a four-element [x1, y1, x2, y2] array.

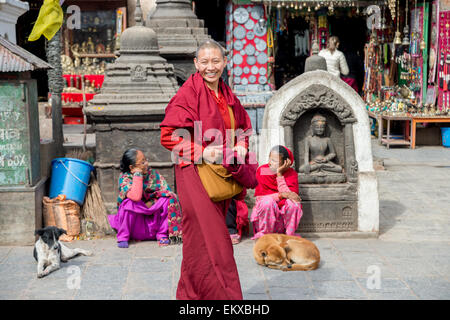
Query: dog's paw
[[37, 271, 48, 278], [84, 250, 93, 256], [281, 265, 292, 272]]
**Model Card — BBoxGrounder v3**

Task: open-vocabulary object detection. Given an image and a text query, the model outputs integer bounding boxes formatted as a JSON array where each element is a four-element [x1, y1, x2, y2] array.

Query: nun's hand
[[203, 145, 223, 163], [232, 145, 247, 160]]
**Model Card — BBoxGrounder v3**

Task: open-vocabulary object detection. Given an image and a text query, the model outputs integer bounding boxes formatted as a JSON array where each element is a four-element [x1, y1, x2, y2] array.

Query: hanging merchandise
[[317, 14, 328, 50], [394, 0, 402, 45], [230, 3, 269, 91], [437, 8, 450, 112], [428, 0, 439, 86]]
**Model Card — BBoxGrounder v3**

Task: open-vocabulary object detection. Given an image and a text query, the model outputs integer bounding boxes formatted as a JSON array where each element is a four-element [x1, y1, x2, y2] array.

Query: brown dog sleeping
[[253, 234, 320, 271]]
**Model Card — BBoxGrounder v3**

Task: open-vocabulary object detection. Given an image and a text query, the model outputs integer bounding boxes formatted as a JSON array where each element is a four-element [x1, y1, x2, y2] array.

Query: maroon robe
[[160, 72, 252, 300]]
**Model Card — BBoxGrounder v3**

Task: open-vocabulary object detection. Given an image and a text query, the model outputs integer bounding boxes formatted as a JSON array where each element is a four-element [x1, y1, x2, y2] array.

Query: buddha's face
[[312, 120, 326, 136]]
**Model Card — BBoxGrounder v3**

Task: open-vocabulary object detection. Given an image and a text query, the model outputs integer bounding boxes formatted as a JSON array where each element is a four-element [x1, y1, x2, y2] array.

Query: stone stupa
[[146, 0, 211, 83], [304, 40, 327, 73], [86, 0, 179, 213]]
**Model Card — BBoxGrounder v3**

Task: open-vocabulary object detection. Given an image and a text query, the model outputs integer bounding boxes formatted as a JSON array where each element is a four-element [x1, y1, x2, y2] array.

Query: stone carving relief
[[299, 113, 343, 175], [280, 85, 356, 127], [131, 65, 147, 81]]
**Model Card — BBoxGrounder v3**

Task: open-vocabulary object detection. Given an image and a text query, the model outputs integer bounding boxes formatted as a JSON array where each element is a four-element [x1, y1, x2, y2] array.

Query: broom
[[81, 171, 111, 235]]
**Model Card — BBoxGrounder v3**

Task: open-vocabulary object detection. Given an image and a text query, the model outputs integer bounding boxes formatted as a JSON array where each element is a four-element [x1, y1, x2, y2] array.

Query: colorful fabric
[[108, 198, 169, 242], [117, 169, 182, 242], [28, 0, 63, 41], [250, 196, 303, 240]]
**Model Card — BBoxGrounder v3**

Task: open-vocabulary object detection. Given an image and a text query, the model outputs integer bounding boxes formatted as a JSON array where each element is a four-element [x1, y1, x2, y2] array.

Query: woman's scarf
[[160, 72, 252, 149], [117, 169, 183, 243], [254, 147, 299, 208], [117, 169, 173, 208]]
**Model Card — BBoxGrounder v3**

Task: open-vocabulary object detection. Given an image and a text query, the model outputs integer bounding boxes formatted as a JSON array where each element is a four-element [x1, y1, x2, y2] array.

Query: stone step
[[152, 27, 208, 35], [147, 18, 204, 28]]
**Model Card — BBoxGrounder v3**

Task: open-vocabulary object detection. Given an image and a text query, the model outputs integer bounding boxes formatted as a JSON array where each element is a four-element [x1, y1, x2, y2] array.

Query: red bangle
[[278, 193, 283, 200]]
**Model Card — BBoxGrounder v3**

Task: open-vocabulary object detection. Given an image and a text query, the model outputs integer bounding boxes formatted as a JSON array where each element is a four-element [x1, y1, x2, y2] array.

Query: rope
[[59, 160, 91, 187]]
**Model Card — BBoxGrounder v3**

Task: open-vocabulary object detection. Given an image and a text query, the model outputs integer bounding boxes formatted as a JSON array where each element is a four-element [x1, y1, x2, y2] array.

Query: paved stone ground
[[1, 140, 449, 300]]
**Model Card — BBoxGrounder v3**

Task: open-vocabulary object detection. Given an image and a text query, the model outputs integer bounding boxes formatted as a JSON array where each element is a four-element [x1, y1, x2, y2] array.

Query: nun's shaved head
[[195, 40, 226, 59]]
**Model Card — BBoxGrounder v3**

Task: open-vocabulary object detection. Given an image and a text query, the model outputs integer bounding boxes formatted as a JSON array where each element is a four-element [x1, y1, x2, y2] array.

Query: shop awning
[[248, 0, 386, 6], [0, 35, 52, 72]]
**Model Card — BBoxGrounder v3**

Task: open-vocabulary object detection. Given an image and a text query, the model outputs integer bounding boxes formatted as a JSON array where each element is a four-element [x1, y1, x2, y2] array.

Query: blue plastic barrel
[[441, 128, 450, 148], [49, 158, 94, 205]]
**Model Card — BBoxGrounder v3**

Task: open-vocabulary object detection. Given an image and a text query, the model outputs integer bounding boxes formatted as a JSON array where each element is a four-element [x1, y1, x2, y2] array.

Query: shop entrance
[[273, 14, 310, 89], [273, 9, 367, 93], [328, 13, 367, 94]]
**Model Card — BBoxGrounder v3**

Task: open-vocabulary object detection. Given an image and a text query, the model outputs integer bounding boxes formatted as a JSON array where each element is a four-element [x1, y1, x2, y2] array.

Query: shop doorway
[[328, 14, 367, 94], [273, 9, 368, 93], [274, 15, 310, 89]]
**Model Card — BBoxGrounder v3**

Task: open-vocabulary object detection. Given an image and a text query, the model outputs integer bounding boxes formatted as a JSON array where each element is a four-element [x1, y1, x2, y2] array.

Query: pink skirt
[[250, 195, 303, 240]]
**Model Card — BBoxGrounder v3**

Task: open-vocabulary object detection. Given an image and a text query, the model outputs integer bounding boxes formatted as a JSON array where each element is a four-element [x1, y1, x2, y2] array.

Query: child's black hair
[[120, 148, 138, 173], [270, 145, 290, 161]]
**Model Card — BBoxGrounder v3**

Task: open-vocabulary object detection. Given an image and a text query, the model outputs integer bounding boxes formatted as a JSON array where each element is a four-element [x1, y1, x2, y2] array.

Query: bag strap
[[228, 105, 235, 148]]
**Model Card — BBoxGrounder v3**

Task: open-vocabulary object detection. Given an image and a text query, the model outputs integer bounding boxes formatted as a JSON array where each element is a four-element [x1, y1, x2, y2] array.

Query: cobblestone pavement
[[1, 140, 449, 300]]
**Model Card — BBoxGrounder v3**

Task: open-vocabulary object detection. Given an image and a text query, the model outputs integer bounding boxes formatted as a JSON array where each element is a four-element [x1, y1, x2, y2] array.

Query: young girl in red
[[251, 145, 303, 240]]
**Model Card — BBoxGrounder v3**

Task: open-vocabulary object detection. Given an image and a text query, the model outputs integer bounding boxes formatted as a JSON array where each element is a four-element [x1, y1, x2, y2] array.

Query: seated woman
[[251, 145, 303, 240], [108, 148, 182, 248]]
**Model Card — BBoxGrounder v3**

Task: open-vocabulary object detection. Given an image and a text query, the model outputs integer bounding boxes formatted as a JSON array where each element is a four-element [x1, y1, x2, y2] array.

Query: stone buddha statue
[[299, 114, 343, 174]]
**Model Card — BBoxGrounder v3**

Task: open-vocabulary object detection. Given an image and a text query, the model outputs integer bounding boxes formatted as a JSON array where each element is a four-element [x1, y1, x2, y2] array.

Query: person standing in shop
[[319, 36, 350, 78]]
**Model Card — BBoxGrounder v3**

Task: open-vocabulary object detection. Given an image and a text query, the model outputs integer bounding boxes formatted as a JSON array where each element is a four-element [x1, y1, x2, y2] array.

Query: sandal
[[158, 237, 170, 247], [230, 234, 241, 245]]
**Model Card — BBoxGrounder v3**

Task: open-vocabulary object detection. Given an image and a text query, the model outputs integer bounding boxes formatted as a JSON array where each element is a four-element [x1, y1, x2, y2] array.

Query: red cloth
[[222, 149, 258, 188], [61, 93, 95, 103], [160, 72, 251, 300], [63, 74, 104, 89], [160, 72, 252, 152], [254, 146, 299, 208], [341, 77, 359, 92], [160, 126, 203, 167], [235, 198, 249, 237], [84, 74, 104, 88], [174, 164, 243, 300], [207, 86, 231, 130]]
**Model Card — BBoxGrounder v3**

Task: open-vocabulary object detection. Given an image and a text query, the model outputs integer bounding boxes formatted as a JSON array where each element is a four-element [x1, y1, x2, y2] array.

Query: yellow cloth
[[28, 0, 63, 41]]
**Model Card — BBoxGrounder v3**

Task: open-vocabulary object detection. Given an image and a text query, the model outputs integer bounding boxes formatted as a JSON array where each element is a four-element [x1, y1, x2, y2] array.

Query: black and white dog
[[33, 226, 92, 278]]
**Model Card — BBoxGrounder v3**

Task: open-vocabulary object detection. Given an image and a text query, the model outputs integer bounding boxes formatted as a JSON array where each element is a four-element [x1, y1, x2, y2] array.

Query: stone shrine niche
[[260, 70, 379, 235], [294, 110, 345, 184], [280, 84, 359, 232]]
